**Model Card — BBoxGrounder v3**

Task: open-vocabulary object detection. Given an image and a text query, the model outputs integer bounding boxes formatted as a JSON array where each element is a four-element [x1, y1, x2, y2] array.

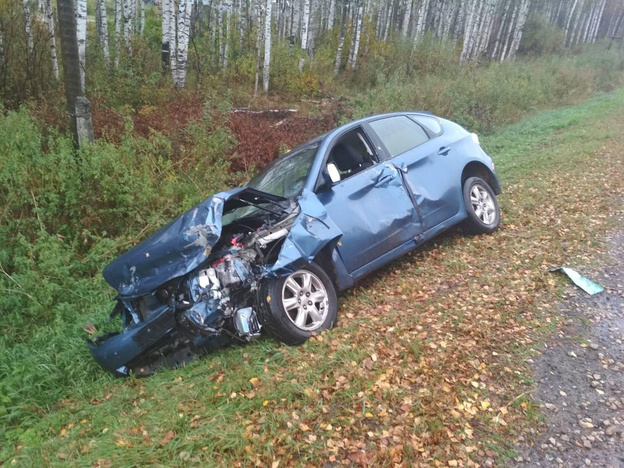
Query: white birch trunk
[[222, 0, 231, 69], [123, 0, 133, 51], [507, 0, 530, 59], [459, 0, 477, 62], [589, 0, 606, 43], [262, 0, 272, 92], [383, 0, 393, 40], [564, 0, 580, 45], [328, 0, 335, 29], [401, 0, 412, 35], [298, 0, 310, 72], [254, 0, 263, 95], [44, 0, 60, 79], [141, 0, 145, 35], [76, 0, 87, 91], [348, 3, 362, 69], [334, 0, 346, 75], [97, 0, 110, 66], [175, 0, 193, 86], [569, 0, 585, 46], [23, 0, 34, 54], [500, 0, 519, 61], [491, 0, 511, 59], [115, 0, 122, 66], [414, 0, 430, 42]]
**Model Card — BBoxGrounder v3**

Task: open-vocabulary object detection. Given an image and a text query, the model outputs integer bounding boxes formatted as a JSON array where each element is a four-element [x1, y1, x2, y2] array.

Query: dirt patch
[[228, 110, 335, 172], [514, 225, 624, 467], [90, 97, 337, 173]]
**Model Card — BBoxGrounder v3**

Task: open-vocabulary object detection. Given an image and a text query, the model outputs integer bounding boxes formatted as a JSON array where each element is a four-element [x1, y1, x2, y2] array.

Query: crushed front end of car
[[87, 187, 341, 376]]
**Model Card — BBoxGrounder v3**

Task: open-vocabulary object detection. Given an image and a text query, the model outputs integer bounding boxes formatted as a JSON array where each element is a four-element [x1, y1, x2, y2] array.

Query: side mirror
[[326, 163, 341, 184]]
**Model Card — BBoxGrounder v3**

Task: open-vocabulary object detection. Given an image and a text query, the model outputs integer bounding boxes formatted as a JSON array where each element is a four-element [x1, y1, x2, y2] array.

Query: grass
[[2, 89, 624, 467]]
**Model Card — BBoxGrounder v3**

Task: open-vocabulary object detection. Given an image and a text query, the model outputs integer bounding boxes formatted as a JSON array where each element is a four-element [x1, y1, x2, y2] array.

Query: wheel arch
[[461, 161, 501, 195]]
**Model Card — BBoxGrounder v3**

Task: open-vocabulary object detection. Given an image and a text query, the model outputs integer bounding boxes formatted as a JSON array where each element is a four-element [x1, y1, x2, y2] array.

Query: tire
[[257, 263, 338, 346], [461, 176, 500, 235]]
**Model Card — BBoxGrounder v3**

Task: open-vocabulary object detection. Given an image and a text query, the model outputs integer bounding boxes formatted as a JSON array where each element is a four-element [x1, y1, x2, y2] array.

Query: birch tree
[[162, 0, 174, 69], [97, 0, 110, 66], [299, 0, 310, 72], [76, 0, 87, 91], [123, 0, 133, 51], [174, 0, 193, 86], [23, 0, 34, 55], [115, 0, 122, 66], [507, 0, 530, 59], [262, 0, 272, 91], [333, 0, 347, 76], [44, 0, 59, 79], [348, 1, 363, 68]]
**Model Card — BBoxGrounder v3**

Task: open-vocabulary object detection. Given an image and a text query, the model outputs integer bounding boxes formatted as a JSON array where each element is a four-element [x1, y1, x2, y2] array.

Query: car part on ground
[[88, 111, 501, 376]]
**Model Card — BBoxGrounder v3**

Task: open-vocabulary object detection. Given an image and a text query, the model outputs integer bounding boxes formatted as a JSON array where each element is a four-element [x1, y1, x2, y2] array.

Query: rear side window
[[409, 115, 443, 136], [369, 116, 429, 159]]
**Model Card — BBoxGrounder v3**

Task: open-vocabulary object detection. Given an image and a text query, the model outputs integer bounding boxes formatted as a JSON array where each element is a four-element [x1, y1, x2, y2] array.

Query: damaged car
[[88, 111, 501, 376]]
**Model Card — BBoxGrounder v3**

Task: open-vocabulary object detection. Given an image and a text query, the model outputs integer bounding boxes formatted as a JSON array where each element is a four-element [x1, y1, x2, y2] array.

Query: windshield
[[247, 143, 319, 198]]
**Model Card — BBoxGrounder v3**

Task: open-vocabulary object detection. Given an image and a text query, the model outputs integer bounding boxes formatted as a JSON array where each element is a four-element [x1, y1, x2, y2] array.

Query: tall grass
[[348, 48, 624, 133]]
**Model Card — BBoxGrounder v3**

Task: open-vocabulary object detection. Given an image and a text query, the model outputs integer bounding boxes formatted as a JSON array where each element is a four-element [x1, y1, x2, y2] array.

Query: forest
[[1, 0, 624, 464]]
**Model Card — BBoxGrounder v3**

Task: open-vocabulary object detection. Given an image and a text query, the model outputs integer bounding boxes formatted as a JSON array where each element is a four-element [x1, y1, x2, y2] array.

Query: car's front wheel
[[461, 176, 500, 235], [257, 263, 337, 345]]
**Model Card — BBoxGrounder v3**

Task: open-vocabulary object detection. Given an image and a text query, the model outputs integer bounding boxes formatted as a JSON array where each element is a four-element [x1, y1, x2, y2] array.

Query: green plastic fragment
[[550, 266, 604, 295]]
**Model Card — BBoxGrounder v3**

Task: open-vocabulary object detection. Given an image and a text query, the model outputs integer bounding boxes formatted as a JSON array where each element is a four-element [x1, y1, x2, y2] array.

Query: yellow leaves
[[364, 412, 374, 418], [262, 400, 269, 406], [480, 401, 491, 410], [59, 428, 67, 437], [249, 377, 258, 385], [298, 423, 311, 432]]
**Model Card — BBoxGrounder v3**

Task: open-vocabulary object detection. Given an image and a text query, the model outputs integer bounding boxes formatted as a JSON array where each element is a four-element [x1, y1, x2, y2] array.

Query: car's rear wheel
[[461, 176, 500, 235], [257, 263, 337, 345]]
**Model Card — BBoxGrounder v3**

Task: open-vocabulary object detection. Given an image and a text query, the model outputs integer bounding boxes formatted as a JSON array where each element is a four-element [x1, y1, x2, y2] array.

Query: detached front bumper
[[87, 304, 176, 375]]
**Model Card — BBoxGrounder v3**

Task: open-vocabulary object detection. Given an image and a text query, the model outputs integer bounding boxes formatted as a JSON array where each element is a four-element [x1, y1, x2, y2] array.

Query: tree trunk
[[414, 0, 431, 42], [97, 0, 110, 66], [175, 0, 193, 86], [162, 0, 174, 69], [507, 0, 530, 58], [141, 0, 145, 35], [123, 0, 133, 51], [401, 0, 412, 35], [23, 0, 34, 54], [333, 0, 347, 76], [75, 0, 87, 90], [115, 0, 122, 66], [58, 0, 89, 147], [327, 0, 335, 29], [299, 0, 310, 72], [254, 0, 263, 95], [44, 0, 60, 79], [491, 0, 511, 59], [262, 0, 271, 92], [564, 0, 580, 46], [348, 1, 362, 69]]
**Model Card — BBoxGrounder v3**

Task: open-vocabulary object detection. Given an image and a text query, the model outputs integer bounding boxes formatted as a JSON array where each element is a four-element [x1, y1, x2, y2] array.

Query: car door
[[315, 128, 422, 273], [367, 115, 462, 231]]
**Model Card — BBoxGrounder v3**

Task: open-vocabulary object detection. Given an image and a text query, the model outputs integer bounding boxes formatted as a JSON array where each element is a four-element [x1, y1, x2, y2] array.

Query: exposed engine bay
[[88, 189, 304, 376]]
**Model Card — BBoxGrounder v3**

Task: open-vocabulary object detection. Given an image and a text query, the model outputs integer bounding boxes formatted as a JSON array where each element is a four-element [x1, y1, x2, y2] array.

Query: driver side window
[[326, 128, 377, 183]]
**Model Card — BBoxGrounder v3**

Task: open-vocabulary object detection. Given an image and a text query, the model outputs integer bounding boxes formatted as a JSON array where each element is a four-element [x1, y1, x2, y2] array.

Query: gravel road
[[515, 228, 624, 467]]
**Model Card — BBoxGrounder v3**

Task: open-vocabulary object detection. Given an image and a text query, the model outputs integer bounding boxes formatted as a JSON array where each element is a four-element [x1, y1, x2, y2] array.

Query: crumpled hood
[[102, 187, 285, 298]]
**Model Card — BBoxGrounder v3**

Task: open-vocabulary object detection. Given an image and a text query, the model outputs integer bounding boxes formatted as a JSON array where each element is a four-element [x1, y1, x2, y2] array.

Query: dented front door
[[315, 163, 422, 273]]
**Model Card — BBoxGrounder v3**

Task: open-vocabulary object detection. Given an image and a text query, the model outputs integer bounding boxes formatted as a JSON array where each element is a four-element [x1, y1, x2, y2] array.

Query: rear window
[[409, 115, 443, 136], [369, 116, 430, 159]]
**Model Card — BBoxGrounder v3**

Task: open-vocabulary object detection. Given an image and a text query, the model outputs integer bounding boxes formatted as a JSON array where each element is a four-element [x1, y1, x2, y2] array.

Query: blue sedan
[[89, 112, 501, 375]]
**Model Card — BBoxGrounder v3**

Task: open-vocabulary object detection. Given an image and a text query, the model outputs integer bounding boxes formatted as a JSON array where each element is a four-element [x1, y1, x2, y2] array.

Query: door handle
[[437, 146, 451, 156]]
